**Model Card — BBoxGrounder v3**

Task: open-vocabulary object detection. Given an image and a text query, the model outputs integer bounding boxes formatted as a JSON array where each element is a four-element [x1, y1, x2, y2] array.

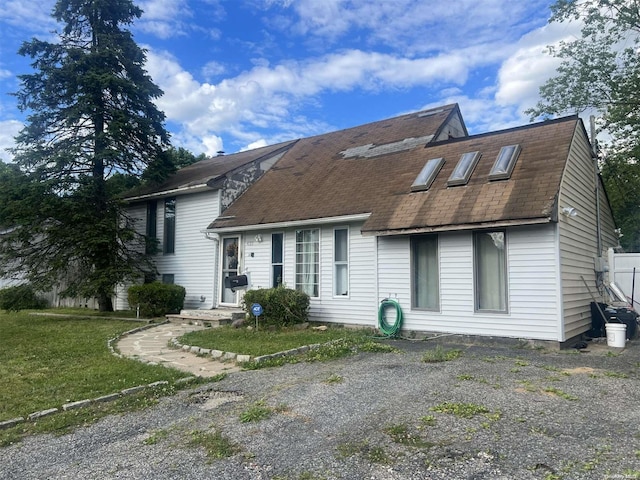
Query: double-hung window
[[411, 235, 439, 310], [474, 231, 508, 312], [295, 229, 319, 297], [163, 197, 176, 254], [334, 228, 349, 296]]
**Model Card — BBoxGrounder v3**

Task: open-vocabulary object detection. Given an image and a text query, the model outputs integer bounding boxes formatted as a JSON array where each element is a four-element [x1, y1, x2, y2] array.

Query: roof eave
[[363, 217, 553, 237], [124, 183, 214, 202], [206, 213, 372, 233]]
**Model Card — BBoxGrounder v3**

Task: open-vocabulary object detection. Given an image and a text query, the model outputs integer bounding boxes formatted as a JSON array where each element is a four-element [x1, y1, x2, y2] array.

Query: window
[[334, 228, 349, 296], [489, 145, 521, 180], [474, 231, 507, 312], [296, 229, 319, 297], [163, 197, 176, 254], [411, 235, 439, 309], [448, 151, 481, 186], [145, 201, 157, 254], [411, 158, 445, 192], [272, 233, 284, 288], [162, 274, 174, 284]]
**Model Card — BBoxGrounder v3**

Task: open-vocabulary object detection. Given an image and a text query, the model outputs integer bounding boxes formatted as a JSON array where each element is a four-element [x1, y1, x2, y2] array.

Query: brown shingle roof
[[125, 139, 298, 199], [208, 109, 578, 234]]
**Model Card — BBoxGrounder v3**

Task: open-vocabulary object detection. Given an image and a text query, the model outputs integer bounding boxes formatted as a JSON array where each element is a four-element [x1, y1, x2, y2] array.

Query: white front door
[[220, 236, 240, 305]]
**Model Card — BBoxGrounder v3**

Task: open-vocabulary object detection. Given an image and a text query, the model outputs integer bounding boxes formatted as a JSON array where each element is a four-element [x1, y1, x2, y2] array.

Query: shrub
[[0, 284, 48, 312], [242, 285, 309, 327], [128, 282, 186, 317]]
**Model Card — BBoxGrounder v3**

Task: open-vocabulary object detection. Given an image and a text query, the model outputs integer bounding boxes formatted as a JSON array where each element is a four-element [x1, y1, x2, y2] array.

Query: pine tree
[[2, 0, 170, 310]]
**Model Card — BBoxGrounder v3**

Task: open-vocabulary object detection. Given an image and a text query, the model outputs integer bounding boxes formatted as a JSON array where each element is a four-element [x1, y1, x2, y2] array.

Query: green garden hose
[[378, 298, 403, 337]]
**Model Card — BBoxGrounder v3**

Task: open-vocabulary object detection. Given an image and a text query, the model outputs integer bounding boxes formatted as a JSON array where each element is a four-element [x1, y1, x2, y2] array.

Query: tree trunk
[[98, 292, 114, 312]]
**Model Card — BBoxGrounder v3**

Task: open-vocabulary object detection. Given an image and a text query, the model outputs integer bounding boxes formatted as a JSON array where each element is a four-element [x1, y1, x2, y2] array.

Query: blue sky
[[0, 0, 582, 161]]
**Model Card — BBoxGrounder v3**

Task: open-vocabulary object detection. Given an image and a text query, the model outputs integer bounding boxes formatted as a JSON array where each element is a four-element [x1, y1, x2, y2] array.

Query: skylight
[[489, 145, 521, 180], [411, 157, 445, 192], [447, 151, 481, 186]]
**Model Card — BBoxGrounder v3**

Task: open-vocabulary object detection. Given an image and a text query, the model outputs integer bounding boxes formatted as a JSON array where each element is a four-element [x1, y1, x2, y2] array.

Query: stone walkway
[[116, 322, 241, 377]]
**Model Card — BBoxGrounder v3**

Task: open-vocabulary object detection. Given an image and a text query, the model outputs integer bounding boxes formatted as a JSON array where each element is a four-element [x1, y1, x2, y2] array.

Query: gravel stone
[[1, 337, 640, 479]]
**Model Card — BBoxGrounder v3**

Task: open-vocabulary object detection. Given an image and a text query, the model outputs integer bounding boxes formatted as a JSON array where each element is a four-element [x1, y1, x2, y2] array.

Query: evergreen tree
[[2, 0, 169, 310], [527, 0, 640, 250]]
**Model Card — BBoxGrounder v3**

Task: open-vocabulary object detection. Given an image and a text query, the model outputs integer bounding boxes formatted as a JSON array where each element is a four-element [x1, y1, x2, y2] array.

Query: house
[[118, 139, 297, 310], [204, 104, 618, 345]]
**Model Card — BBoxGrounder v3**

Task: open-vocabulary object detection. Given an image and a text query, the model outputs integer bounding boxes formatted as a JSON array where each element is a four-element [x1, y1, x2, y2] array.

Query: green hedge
[[242, 286, 310, 327], [0, 284, 48, 312], [127, 282, 186, 317]]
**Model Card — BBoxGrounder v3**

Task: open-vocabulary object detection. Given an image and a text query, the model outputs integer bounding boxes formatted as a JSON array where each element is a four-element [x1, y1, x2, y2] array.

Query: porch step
[[166, 308, 245, 326]]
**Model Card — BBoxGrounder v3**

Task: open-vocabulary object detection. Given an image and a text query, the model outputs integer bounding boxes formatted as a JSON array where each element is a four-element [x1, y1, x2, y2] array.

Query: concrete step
[[166, 308, 245, 326]]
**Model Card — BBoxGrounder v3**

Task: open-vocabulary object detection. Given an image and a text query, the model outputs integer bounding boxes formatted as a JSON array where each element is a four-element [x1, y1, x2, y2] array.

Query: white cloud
[[263, 0, 551, 54], [494, 21, 579, 116], [0, 120, 22, 162], [147, 46, 495, 152], [0, 1, 56, 31]]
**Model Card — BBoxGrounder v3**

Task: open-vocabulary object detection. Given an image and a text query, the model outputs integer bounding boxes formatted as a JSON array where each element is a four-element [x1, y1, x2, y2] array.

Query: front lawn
[[178, 324, 379, 357], [0, 311, 191, 423]]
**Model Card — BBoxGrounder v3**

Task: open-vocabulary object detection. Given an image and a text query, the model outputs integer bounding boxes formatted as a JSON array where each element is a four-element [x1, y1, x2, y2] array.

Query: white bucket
[[605, 323, 627, 348]]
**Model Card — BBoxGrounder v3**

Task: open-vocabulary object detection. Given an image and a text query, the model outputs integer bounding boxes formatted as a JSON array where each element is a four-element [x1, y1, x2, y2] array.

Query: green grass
[[188, 429, 241, 459], [0, 311, 192, 423], [422, 345, 463, 363], [430, 402, 492, 419], [179, 325, 385, 357], [239, 400, 274, 423]]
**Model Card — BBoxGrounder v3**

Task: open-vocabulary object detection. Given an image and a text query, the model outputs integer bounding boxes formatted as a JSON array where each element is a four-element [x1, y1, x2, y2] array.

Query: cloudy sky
[[0, 0, 580, 161]]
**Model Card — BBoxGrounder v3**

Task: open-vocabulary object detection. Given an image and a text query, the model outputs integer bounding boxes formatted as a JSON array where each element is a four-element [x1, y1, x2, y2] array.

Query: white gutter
[[205, 213, 372, 233], [124, 183, 213, 202], [364, 217, 552, 237]]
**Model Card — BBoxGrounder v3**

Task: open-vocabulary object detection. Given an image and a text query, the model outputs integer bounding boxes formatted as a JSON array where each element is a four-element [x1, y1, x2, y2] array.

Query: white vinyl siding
[[142, 190, 220, 310], [378, 226, 560, 340], [241, 222, 378, 326], [558, 126, 619, 340]]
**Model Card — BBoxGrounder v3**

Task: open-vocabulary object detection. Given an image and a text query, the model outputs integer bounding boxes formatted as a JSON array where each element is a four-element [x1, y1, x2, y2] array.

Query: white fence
[[609, 249, 640, 308]]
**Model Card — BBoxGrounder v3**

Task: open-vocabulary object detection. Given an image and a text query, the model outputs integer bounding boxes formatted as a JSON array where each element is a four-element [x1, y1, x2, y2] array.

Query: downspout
[[591, 116, 603, 258]]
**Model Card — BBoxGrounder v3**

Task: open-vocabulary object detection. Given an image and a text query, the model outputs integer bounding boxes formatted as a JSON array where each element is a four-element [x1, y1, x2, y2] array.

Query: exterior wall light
[[561, 207, 578, 217]]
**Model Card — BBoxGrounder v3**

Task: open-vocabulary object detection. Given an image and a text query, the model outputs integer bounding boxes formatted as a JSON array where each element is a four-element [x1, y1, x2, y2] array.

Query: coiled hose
[[378, 298, 403, 337]]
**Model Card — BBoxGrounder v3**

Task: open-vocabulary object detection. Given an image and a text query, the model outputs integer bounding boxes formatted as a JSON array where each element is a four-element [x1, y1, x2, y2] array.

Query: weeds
[[239, 400, 274, 423], [188, 429, 241, 459], [422, 346, 463, 363], [324, 374, 344, 384], [430, 402, 491, 419]]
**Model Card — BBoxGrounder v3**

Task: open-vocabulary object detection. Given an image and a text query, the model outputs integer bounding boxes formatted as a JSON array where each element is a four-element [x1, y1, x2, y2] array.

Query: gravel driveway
[[1, 337, 639, 480]]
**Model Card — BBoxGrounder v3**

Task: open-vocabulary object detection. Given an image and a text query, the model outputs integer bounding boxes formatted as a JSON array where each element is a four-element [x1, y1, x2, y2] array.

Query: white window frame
[[410, 234, 440, 310], [473, 230, 508, 313], [295, 229, 320, 298], [333, 227, 349, 297]]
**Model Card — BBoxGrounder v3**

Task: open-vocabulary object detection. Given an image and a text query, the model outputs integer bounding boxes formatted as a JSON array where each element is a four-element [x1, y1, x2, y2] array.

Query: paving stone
[[236, 354, 252, 363], [222, 352, 237, 361], [94, 393, 122, 403], [0, 417, 24, 430], [121, 386, 146, 396], [28, 408, 59, 421], [63, 400, 92, 411], [210, 350, 224, 359]]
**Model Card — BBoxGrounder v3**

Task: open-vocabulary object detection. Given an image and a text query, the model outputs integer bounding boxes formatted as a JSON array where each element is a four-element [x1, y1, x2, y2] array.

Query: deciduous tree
[[527, 0, 640, 250]]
